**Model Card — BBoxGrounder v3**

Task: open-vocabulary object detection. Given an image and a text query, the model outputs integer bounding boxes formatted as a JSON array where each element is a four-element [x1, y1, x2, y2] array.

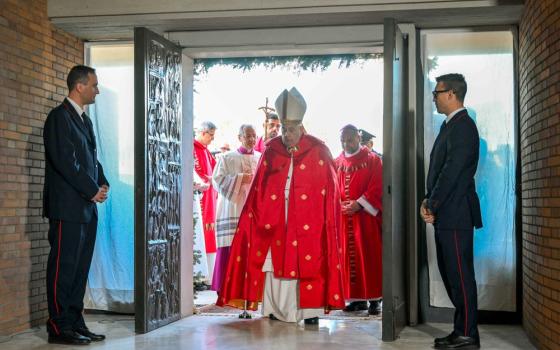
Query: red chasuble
[[217, 134, 346, 311], [335, 147, 383, 300], [194, 139, 217, 254]]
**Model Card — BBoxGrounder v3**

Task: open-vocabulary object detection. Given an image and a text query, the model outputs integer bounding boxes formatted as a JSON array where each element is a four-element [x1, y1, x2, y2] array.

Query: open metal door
[[382, 18, 408, 341], [134, 27, 183, 333]]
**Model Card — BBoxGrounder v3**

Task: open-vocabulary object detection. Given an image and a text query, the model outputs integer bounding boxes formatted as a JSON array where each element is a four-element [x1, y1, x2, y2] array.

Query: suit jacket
[[43, 99, 109, 223], [426, 109, 483, 230]]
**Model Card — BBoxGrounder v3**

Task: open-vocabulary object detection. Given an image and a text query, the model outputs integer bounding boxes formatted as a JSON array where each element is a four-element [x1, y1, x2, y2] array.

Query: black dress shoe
[[269, 314, 279, 321], [435, 335, 480, 349], [304, 317, 319, 325], [48, 330, 91, 345], [368, 300, 382, 315], [75, 328, 106, 341], [435, 332, 457, 345], [343, 301, 368, 312]]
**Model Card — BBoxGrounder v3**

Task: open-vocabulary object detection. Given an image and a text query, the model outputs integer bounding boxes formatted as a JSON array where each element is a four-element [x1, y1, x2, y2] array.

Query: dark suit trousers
[[435, 228, 479, 339], [46, 216, 97, 334]]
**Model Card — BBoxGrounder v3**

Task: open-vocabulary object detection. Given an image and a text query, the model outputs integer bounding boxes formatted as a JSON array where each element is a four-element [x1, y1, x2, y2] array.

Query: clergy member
[[193, 121, 218, 283], [359, 128, 382, 158], [217, 87, 345, 324], [211, 124, 261, 292], [254, 112, 281, 153], [336, 124, 383, 315]]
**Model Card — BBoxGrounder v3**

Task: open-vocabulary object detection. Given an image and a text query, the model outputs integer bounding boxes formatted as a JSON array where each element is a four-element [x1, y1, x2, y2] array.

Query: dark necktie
[[440, 121, 447, 133], [81, 113, 95, 140], [81, 112, 94, 132]]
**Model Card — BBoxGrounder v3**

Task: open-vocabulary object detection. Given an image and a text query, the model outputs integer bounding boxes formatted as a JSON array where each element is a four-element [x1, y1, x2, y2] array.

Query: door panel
[[382, 18, 408, 341], [134, 27, 183, 333]]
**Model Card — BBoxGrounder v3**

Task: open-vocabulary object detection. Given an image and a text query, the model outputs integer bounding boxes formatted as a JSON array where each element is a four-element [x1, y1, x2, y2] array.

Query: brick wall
[[519, 0, 560, 349], [0, 0, 83, 335]]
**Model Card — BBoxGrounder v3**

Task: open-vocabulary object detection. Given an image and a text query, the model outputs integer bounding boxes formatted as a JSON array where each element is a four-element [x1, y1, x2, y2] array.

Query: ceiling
[[48, 1, 524, 45]]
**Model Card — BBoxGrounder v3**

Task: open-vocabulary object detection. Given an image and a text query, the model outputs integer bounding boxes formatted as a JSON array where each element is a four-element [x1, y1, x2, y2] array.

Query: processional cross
[[258, 97, 276, 141]]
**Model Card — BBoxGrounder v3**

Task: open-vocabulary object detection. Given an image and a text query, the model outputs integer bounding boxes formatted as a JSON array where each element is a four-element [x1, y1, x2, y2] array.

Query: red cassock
[[217, 134, 346, 311], [335, 147, 383, 300], [254, 136, 265, 153], [194, 139, 217, 254]]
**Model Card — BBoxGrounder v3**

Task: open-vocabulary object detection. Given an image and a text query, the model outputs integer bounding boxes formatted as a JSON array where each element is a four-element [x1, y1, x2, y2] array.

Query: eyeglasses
[[432, 89, 452, 98]]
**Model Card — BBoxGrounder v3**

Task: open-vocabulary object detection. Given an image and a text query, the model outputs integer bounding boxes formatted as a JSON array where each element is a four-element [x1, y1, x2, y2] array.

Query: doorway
[[87, 22, 412, 337], [190, 55, 385, 320]]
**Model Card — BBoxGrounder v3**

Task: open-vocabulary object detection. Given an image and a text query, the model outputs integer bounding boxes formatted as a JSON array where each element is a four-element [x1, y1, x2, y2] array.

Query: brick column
[[519, 0, 560, 349], [0, 0, 84, 335]]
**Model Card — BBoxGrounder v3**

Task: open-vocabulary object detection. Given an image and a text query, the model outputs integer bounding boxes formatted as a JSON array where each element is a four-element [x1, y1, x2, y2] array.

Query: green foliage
[[427, 56, 439, 74], [193, 271, 208, 295], [194, 53, 382, 76]]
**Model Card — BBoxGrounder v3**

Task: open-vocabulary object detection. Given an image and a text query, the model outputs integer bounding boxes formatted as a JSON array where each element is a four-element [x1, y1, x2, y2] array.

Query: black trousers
[[46, 216, 97, 335], [434, 228, 479, 339]]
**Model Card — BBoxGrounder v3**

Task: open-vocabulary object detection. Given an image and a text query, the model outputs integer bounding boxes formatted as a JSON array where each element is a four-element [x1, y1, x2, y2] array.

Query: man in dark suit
[[43, 65, 109, 345], [421, 73, 483, 349]]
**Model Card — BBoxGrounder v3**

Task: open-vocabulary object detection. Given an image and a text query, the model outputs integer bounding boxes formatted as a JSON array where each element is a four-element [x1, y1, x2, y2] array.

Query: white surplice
[[212, 150, 260, 248]]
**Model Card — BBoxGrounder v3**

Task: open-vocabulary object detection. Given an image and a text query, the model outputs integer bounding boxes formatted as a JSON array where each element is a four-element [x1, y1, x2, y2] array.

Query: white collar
[[344, 148, 361, 158], [446, 107, 466, 124], [66, 97, 85, 119]]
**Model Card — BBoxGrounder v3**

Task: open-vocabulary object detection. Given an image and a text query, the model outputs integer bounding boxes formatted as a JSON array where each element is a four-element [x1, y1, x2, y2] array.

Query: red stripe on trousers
[[49, 319, 60, 335], [54, 221, 62, 315], [453, 230, 468, 336]]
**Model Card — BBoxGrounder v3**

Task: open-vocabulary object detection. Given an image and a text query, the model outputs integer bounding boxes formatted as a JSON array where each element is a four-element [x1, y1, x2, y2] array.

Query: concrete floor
[[0, 313, 535, 350]]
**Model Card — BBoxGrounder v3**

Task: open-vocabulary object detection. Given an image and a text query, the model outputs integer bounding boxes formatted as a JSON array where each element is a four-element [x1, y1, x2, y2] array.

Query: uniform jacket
[[43, 99, 109, 223], [426, 109, 483, 230]]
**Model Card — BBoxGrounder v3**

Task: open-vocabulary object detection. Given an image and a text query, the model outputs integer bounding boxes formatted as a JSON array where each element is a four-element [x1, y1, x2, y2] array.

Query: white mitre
[[274, 87, 307, 123]]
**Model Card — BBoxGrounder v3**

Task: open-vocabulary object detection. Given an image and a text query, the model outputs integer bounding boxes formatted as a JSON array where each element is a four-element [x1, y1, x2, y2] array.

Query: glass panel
[[85, 44, 135, 312], [421, 31, 516, 311]]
